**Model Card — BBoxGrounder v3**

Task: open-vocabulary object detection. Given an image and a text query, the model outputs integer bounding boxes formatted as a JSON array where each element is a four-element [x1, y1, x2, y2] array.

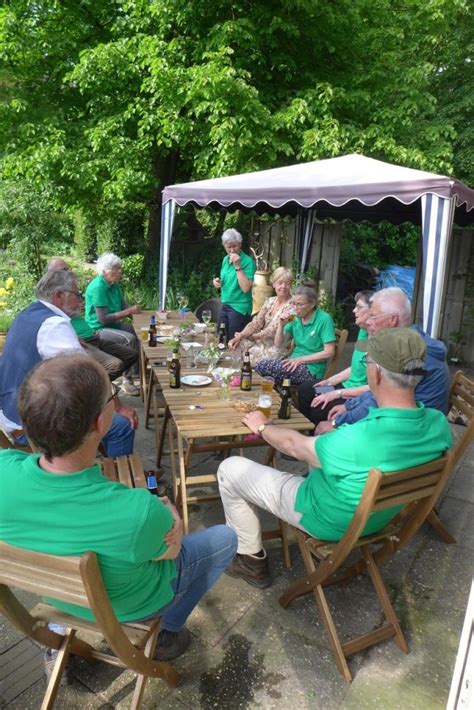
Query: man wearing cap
[[313, 287, 450, 435], [217, 328, 452, 589]]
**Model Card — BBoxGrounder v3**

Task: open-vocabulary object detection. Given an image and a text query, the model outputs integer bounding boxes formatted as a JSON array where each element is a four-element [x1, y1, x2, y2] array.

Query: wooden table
[[153, 362, 314, 533]]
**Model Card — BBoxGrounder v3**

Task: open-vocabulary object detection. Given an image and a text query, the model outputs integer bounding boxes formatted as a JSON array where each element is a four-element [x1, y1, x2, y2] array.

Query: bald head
[[47, 257, 69, 271]]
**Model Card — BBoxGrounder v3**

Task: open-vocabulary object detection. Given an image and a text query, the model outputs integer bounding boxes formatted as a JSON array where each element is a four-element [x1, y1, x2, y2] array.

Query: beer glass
[[261, 377, 274, 395], [257, 393, 272, 417]]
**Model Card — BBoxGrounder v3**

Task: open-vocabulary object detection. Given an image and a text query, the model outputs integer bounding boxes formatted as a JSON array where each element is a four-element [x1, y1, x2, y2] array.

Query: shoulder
[[316, 309, 335, 326], [241, 252, 256, 271], [0, 449, 34, 469]]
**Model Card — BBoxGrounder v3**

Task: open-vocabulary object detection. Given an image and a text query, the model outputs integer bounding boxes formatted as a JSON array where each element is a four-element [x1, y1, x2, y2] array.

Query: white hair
[[372, 287, 412, 326], [379, 358, 424, 389], [96, 252, 122, 275], [221, 228, 242, 246]]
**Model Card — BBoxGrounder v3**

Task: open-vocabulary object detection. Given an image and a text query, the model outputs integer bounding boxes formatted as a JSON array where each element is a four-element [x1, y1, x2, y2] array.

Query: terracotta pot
[[252, 271, 273, 314]]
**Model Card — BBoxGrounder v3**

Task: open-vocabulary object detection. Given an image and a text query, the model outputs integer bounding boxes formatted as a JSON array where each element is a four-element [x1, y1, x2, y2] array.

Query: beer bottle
[[218, 322, 227, 347], [240, 351, 252, 391], [278, 378, 292, 419], [146, 471, 159, 496], [148, 315, 157, 347], [169, 348, 181, 388]]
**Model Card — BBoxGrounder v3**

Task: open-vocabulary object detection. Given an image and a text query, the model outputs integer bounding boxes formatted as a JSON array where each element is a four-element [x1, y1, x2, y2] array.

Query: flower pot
[[252, 270, 273, 314]]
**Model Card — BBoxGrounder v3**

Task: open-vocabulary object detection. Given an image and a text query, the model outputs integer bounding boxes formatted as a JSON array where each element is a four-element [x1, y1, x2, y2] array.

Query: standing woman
[[85, 253, 141, 395], [254, 283, 336, 385], [297, 290, 373, 425], [213, 228, 256, 341]]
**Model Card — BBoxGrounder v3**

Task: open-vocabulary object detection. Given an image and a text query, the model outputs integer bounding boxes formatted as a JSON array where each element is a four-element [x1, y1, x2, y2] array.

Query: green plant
[[0, 314, 13, 332]]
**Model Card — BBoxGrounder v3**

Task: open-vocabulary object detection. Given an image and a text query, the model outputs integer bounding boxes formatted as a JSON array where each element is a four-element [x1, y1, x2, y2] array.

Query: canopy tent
[[160, 154, 474, 336]]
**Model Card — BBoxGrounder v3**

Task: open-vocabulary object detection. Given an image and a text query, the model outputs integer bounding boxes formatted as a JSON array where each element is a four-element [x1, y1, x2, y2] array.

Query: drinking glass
[[258, 393, 272, 417], [140, 327, 149, 342], [202, 309, 212, 325], [261, 377, 274, 395]]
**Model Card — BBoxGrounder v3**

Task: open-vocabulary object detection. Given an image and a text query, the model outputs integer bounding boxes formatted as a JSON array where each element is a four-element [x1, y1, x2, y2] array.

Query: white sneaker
[[121, 380, 140, 396]]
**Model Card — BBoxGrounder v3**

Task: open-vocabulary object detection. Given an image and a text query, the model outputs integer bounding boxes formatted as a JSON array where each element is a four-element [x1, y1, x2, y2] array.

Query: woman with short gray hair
[[254, 281, 336, 385], [212, 229, 256, 340], [85, 252, 141, 395]]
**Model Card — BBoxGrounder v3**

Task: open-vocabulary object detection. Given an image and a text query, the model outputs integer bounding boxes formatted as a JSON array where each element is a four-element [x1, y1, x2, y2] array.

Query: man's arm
[[242, 410, 320, 467], [153, 498, 183, 560], [334, 391, 377, 426], [37, 317, 84, 359]]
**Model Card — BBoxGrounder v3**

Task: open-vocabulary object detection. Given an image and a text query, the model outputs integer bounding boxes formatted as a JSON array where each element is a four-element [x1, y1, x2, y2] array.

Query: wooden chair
[[324, 327, 348, 379], [0, 543, 180, 709], [279, 453, 453, 682], [194, 297, 222, 324], [427, 370, 474, 544]]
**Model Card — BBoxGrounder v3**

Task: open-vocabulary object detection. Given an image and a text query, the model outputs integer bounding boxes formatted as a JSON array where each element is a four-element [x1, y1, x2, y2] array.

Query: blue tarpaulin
[[376, 265, 416, 301]]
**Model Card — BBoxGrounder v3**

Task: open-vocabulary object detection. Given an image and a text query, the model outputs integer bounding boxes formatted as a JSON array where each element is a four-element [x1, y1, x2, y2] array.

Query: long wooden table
[[153, 361, 314, 533]]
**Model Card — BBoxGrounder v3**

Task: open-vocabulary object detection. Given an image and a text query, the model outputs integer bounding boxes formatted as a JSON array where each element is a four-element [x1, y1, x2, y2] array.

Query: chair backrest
[[324, 454, 452, 574], [324, 327, 349, 379], [0, 542, 169, 678], [194, 297, 222, 324], [448, 371, 474, 467]]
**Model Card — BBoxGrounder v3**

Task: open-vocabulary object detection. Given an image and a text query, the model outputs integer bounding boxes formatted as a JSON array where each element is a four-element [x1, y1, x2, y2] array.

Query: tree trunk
[[146, 150, 180, 256]]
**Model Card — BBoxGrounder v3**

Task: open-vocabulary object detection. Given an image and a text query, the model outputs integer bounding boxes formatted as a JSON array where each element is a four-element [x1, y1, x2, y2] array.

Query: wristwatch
[[235, 267, 242, 271], [331, 419, 338, 429], [258, 423, 268, 434]]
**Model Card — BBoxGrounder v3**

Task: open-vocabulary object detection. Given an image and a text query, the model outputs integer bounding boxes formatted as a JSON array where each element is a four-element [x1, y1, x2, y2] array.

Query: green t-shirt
[[284, 308, 336, 379], [220, 251, 256, 315], [85, 275, 124, 331], [71, 316, 95, 340], [294, 404, 452, 541], [343, 329, 368, 389], [0, 451, 176, 622]]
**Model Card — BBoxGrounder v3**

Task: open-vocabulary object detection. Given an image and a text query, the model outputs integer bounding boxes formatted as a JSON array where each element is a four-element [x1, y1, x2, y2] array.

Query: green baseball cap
[[355, 327, 427, 374]]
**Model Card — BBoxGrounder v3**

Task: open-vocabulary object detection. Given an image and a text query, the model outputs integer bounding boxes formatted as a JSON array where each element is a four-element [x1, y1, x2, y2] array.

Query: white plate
[[181, 375, 213, 387], [155, 336, 170, 343]]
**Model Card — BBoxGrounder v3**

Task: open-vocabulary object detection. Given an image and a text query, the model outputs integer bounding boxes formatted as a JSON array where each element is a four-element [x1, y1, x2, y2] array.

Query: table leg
[[139, 342, 147, 403], [168, 416, 178, 504], [177, 432, 189, 534], [156, 405, 170, 467]]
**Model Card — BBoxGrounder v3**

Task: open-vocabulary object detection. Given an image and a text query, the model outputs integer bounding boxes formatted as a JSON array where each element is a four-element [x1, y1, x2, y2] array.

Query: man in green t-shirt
[[218, 328, 452, 589], [0, 354, 236, 669], [212, 228, 256, 340]]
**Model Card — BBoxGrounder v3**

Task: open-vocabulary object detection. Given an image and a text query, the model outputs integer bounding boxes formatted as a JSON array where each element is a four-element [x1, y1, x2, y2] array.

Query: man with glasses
[[0, 269, 138, 456], [217, 328, 451, 588], [0, 354, 237, 669], [314, 287, 450, 435]]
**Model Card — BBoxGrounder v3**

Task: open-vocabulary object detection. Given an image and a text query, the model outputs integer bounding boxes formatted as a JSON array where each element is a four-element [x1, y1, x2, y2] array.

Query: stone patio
[[1, 368, 473, 709]]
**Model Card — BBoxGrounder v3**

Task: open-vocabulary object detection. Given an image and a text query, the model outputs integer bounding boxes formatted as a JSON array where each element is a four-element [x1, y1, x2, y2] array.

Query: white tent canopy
[[160, 154, 474, 336]]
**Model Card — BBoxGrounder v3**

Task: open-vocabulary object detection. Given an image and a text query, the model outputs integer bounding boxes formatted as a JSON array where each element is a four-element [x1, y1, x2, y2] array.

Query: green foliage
[[340, 223, 419, 277], [318, 291, 345, 330], [73, 209, 97, 261]]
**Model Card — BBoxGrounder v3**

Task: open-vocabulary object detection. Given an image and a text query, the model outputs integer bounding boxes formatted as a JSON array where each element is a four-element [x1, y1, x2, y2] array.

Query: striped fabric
[[159, 199, 176, 309]]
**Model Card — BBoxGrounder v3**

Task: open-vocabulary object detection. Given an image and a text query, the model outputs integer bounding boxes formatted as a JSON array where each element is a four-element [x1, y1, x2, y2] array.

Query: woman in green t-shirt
[[212, 228, 256, 340], [85, 253, 141, 395], [297, 290, 374, 425], [254, 283, 336, 385]]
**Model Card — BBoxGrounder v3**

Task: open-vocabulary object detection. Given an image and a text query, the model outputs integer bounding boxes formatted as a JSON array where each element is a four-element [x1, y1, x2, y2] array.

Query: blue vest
[[0, 301, 58, 426]]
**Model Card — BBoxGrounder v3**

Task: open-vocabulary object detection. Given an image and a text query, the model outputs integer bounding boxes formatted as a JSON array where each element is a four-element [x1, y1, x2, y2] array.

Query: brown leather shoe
[[225, 551, 271, 589]]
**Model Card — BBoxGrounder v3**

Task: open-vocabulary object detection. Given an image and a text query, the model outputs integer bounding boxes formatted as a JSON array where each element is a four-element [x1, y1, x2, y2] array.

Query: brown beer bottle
[[278, 378, 292, 419], [240, 351, 252, 391], [148, 315, 157, 346], [169, 348, 181, 388]]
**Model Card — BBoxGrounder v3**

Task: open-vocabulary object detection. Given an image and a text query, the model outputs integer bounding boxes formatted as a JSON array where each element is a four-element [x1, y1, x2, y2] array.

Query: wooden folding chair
[[0, 542, 180, 710], [324, 327, 348, 379], [427, 371, 474, 544], [279, 453, 453, 682]]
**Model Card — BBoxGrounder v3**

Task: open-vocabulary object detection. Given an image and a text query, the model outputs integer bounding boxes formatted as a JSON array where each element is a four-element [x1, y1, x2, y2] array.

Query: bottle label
[[147, 473, 157, 489], [240, 373, 252, 390], [170, 374, 176, 387]]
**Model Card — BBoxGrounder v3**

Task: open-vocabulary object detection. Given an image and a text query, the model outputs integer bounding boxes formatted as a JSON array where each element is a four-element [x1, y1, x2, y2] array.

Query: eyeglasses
[[63, 289, 83, 299], [106, 382, 120, 404], [361, 354, 380, 370], [366, 312, 396, 322], [354, 303, 369, 311], [293, 301, 310, 309]]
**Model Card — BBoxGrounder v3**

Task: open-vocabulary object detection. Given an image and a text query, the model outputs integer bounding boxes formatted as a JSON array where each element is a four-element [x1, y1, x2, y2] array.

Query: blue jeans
[[102, 413, 135, 457], [138, 526, 237, 631]]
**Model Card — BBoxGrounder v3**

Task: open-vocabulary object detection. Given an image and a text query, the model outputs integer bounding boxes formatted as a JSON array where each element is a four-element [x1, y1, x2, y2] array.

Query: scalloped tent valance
[[160, 154, 474, 336]]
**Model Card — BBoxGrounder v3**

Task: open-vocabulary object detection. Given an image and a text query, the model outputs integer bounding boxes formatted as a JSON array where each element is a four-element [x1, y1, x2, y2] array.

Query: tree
[[0, 0, 470, 254]]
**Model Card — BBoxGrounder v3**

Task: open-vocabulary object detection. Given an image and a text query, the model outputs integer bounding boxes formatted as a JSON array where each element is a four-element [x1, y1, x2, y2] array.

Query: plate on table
[[155, 336, 170, 344], [181, 375, 213, 387]]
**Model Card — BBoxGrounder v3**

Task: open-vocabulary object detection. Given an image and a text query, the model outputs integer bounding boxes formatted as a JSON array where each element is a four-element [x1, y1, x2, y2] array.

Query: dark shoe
[[44, 648, 74, 686], [154, 627, 192, 661], [225, 551, 271, 589]]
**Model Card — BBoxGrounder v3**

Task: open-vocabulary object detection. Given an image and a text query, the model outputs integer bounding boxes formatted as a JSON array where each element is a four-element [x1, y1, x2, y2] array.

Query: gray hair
[[35, 269, 78, 302], [270, 266, 292, 285], [96, 252, 122, 275], [221, 228, 243, 246], [292, 283, 317, 305], [372, 287, 412, 326], [379, 358, 424, 389]]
